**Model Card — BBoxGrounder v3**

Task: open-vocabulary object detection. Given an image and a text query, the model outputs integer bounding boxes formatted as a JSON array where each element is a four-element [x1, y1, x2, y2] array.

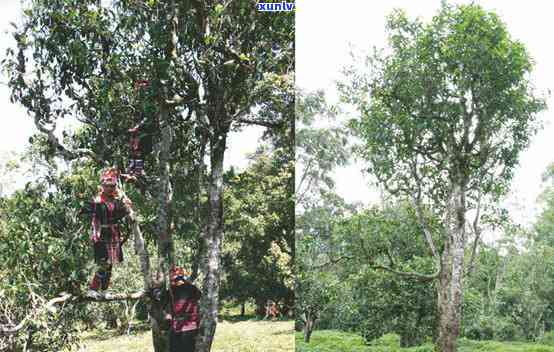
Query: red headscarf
[[170, 265, 192, 287], [100, 167, 119, 197]]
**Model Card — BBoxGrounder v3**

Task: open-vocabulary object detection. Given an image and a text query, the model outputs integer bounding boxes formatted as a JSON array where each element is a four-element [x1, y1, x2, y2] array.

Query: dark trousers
[[169, 329, 197, 352]]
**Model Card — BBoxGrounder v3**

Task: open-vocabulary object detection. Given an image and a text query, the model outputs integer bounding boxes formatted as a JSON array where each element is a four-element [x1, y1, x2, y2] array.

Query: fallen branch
[[0, 290, 146, 336], [81, 290, 146, 302]]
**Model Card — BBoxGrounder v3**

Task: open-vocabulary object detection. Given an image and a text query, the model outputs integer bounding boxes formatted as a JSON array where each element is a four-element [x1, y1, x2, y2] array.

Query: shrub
[[538, 331, 554, 346], [370, 333, 401, 348]]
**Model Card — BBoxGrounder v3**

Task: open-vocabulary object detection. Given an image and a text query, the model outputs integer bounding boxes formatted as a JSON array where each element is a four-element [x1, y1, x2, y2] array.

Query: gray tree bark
[[149, 101, 175, 352], [437, 183, 466, 352], [195, 129, 227, 352]]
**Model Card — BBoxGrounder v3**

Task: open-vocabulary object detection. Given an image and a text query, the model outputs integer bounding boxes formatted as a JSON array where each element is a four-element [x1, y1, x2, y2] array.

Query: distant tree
[[295, 90, 352, 342], [221, 146, 294, 316], [533, 163, 554, 246], [296, 90, 349, 209], [295, 233, 338, 343]]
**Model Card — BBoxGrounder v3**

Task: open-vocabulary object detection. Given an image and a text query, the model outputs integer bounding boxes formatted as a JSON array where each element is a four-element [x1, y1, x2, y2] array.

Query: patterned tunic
[[90, 194, 129, 264], [170, 284, 202, 332]]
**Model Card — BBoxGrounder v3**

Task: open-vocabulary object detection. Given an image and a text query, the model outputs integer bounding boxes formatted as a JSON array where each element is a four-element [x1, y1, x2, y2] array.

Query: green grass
[[79, 319, 294, 352], [295, 330, 554, 352]]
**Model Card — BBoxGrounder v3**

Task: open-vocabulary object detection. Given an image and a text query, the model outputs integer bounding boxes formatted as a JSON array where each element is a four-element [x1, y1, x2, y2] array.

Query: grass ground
[[294, 330, 554, 352], [78, 317, 294, 352]]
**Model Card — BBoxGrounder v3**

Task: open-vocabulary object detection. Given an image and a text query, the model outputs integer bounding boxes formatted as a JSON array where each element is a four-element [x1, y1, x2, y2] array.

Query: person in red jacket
[[166, 266, 201, 352], [81, 168, 134, 295]]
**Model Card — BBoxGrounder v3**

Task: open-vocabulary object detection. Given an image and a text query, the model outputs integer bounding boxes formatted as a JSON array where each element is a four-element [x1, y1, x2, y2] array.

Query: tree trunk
[[128, 176, 162, 350], [150, 103, 174, 352], [195, 131, 227, 352], [240, 302, 245, 317], [150, 301, 170, 352], [491, 254, 509, 339], [156, 104, 175, 276], [255, 297, 266, 317], [436, 183, 466, 352], [303, 312, 316, 343], [149, 1, 178, 349]]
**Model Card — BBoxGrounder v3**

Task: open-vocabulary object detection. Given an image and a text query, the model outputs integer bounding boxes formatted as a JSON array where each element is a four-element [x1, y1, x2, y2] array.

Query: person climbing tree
[[165, 265, 202, 352], [81, 167, 134, 297], [124, 79, 156, 183]]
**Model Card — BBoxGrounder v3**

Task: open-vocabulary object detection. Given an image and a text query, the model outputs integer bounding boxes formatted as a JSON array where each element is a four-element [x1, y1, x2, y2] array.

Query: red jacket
[[169, 284, 201, 332]]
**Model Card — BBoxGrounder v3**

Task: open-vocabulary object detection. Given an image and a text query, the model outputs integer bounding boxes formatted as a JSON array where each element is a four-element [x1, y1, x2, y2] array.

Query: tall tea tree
[[340, 4, 545, 352]]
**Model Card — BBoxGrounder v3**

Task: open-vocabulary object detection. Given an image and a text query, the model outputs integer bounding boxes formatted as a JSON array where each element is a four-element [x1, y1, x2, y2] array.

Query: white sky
[[297, 0, 554, 228], [0, 1, 263, 186]]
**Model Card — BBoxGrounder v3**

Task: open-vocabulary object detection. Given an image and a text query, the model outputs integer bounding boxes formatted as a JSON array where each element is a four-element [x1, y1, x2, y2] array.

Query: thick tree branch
[[165, 93, 196, 107], [235, 118, 283, 128], [409, 158, 440, 261], [312, 254, 354, 269], [33, 116, 104, 164], [369, 262, 439, 282], [130, 215, 152, 290], [0, 316, 28, 336], [466, 192, 482, 277], [411, 195, 439, 260], [296, 158, 314, 199], [235, 117, 282, 128]]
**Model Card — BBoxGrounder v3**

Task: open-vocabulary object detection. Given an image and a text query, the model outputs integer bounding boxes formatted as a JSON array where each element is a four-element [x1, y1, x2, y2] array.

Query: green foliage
[[460, 225, 554, 342], [295, 330, 371, 352], [0, 167, 96, 350], [295, 202, 437, 346], [342, 2, 545, 203], [370, 333, 401, 347], [295, 233, 340, 326], [295, 90, 353, 340], [295, 331, 554, 352], [534, 162, 554, 246]]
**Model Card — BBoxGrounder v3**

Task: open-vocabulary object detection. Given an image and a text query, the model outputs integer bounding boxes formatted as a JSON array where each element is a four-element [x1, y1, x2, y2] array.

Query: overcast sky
[[0, 1, 263, 184], [297, 0, 554, 228]]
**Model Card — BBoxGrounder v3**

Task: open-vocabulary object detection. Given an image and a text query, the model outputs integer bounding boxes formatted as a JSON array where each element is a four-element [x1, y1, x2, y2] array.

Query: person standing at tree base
[[165, 266, 201, 352]]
